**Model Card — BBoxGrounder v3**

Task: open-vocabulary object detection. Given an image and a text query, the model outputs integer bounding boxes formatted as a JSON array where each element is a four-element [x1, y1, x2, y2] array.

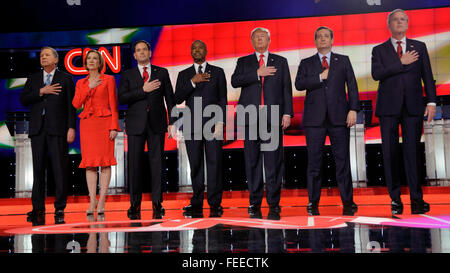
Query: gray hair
[[387, 9, 408, 25], [314, 26, 334, 40], [40, 46, 59, 60], [251, 27, 271, 39]]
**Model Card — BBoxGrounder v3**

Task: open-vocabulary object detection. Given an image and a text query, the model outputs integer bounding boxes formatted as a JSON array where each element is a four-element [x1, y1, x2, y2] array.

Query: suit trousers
[[30, 119, 68, 211], [127, 122, 165, 207], [379, 105, 424, 201], [305, 118, 353, 204], [185, 135, 223, 208], [243, 122, 284, 207]]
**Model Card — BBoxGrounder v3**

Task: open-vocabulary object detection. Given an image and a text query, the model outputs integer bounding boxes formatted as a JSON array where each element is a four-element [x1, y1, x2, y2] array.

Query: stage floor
[[0, 186, 449, 254]]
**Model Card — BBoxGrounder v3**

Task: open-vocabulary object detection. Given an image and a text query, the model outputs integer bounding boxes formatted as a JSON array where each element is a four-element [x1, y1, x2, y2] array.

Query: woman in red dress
[[72, 50, 120, 215]]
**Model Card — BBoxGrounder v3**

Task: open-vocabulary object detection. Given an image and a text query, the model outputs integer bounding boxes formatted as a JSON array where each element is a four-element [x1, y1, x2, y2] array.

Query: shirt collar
[[318, 51, 331, 60], [194, 61, 207, 72], [391, 36, 406, 45], [43, 68, 56, 77], [138, 63, 151, 71], [255, 51, 269, 59]]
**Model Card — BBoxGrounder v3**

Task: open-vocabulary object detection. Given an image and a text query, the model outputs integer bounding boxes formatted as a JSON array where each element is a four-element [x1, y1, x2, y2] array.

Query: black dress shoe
[[31, 216, 45, 226], [342, 201, 358, 216], [27, 209, 45, 224], [153, 203, 165, 216], [248, 204, 262, 218], [127, 205, 141, 220], [248, 204, 262, 219], [27, 209, 45, 219], [267, 206, 281, 220], [411, 199, 430, 214], [209, 206, 223, 218], [306, 202, 320, 216], [248, 204, 261, 213], [183, 204, 203, 213], [54, 215, 65, 225], [183, 210, 204, 218], [153, 211, 163, 219], [391, 199, 404, 215], [54, 209, 65, 217], [269, 205, 281, 213]]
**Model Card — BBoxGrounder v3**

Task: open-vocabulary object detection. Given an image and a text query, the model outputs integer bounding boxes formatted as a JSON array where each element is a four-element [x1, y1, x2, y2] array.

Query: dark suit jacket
[[118, 65, 176, 135], [295, 52, 360, 127], [174, 63, 227, 134], [371, 38, 436, 117], [19, 69, 76, 137], [231, 53, 293, 124]]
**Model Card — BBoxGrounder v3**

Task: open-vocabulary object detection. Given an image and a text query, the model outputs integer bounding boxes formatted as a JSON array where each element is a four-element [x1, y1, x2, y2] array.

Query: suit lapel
[[266, 53, 274, 67], [313, 53, 323, 73], [327, 52, 338, 81], [383, 39, 399, 60], [264, 53, 275, 84], [150, 64, 158, 81], [406, 38, 415, 53], [188, 65, 196, 79], [133, 66, 143, 82], [252, 53, 260, 72], [51, 70, 61, 85], [38, 70, 45, 88], [204, 63, 213, 75]]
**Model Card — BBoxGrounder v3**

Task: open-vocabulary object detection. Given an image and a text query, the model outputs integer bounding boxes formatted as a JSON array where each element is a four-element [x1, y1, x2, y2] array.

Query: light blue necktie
[[45, 73, 52, 85], [42, 73, 52, 115]]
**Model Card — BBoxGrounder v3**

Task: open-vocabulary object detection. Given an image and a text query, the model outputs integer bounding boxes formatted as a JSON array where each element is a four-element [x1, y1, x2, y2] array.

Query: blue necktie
[[42, 74, 52, 115], [45, 74, 52, 85]]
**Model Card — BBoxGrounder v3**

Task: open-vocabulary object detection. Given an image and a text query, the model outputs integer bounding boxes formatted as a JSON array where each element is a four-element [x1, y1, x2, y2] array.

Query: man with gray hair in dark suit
[[371, 9, 436, 215]]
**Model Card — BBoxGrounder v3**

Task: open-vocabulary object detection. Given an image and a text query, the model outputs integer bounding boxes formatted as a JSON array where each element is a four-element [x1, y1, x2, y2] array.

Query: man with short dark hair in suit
[[175, 40, 227, 218], [231, 27, 294, 220], [118, 40, 176, 219], [20, 46, 77, 224], [295, 26, 360, 216], [371, 9, 436, 215]]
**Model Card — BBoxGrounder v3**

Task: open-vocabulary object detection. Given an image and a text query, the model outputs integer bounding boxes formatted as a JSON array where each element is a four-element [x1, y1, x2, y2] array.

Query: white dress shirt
[[191, 61, 207, 88], [138, 63, 151, 79], [391, 36, 406, 55], [43, 68, 56, 85]]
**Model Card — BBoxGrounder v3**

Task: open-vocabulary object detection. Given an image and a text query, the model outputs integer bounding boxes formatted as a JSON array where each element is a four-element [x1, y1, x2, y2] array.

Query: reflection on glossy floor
[[0, 187, 449, 253]]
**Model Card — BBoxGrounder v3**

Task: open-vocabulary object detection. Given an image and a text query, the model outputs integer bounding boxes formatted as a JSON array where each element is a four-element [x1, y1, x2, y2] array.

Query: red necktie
[[143, 66, 149, 82], [322, 56, 329, 69], [259, 54, 265, 106], [396, 41, 403, 59]]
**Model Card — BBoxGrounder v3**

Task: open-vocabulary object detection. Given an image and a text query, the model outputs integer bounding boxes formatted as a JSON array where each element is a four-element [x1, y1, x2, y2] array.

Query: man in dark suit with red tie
[[231, 27, 294, 220], [118, 40, 176, 219], [371, 9, 436, 215], [174, 40, 227, 218], [295, 26, 360, 216], [20, 46, 77, 224]]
